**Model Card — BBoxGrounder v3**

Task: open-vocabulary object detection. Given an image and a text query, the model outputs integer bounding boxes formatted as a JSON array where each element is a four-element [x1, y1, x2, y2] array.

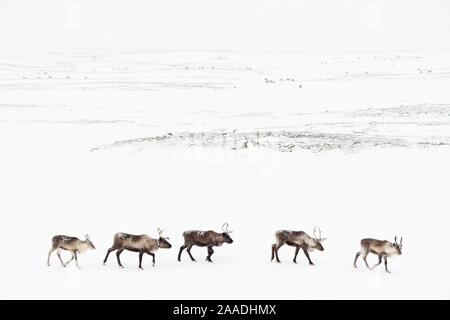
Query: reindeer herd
[[47, 223, 403, 273]]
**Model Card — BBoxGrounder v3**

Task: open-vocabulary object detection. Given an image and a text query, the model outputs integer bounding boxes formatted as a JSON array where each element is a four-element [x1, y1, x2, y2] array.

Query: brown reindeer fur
[[178, 229, 233, 262], [103, 231, 171, 269], [271, 229, 325, 265], [47, 235, 95, 269], [353, 237, 402, 273]]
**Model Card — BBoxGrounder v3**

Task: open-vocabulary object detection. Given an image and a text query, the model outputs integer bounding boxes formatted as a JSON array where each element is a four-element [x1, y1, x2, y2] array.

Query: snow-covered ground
[[1, 50, 450, 299]]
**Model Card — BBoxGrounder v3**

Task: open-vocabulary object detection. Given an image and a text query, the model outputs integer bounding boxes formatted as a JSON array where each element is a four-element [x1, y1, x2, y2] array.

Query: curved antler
[[222, 222, 233, 233], [157, 228, 164, 237], [313, 227, 322, 240], [85, 234, 91, 242]]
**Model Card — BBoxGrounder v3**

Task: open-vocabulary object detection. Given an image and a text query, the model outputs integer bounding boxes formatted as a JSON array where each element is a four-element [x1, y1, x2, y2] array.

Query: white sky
[[0, 0, 449, 52]]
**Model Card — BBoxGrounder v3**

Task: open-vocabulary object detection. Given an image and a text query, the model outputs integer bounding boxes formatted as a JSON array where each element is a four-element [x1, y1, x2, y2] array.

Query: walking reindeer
[[103, 228, 172, 269], [271, 227, 326, 265], [353, 236, 403, 273], [47, 234, 96, 269], [178, 223, 234, 262]]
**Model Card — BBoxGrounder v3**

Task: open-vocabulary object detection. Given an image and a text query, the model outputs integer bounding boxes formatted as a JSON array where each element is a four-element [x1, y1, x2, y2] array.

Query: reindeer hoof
[[119, 265, 124, 269], [293, 260, 297, 264], [309, 262, 314, 266], [139, 267, 144, 270], [386, 270, 391, 274]]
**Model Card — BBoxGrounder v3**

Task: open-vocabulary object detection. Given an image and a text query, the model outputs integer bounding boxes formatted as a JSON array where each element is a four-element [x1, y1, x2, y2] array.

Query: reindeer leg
[[138, 251, 144, 270], [271, 244, 276, 261], [149, 253, 155, 267], [47, 246, 56, 266], [65, 252, 75, 266], [384, 256, 391, 273], [293, 246, 300, 263], [302, 247, 314, 265], [274, 243, 283, 263], [116, 249, 124, 268], [74, 251, 80, 269], [103, 246, 117, 265], [353, 251, 361, 268], [362, 251, 370, 269], [178, 244, 187, 262], [56, 249, 65, 267], [206, 246, 214, 262], [186, 244, 196, 262], [371, 254, 383, 270]]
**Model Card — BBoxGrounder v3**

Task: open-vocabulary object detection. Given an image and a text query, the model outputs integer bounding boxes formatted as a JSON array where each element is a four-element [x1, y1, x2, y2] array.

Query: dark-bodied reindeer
[[271, 227, 326, 265], [353, 236, 403, 273], [47, 234, 96, 269], [178, 223, 234, 262], [103, 228, 172, 269]]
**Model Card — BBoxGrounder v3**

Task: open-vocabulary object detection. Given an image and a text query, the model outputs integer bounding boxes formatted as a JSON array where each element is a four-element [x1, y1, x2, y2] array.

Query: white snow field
[[1, 50, 450, 299]]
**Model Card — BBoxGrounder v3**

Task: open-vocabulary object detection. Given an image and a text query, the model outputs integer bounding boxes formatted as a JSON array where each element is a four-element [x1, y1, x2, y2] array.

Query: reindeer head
[[85, 234, 96, 250], [157, 228, 172, 249], [313, 227, 326, 251], [222, 223, 234, 244], [393, 236, 403, 255]]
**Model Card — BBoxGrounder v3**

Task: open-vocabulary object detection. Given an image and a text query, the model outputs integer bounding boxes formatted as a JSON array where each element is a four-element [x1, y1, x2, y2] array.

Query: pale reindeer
[[47, 234, 96, 269], [178, 223, 234, 262], [103, 228, 172, 269], [353, 236, 403, 273], [271, 227, 326, 265]]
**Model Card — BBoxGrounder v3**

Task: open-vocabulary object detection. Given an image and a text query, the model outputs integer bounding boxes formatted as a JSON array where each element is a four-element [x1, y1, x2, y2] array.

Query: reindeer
[[353, 236, 403, 273], [47, 234, 95, 269], [271, 227, 326, 265], [178, 223, 234, 262], [103, 228, 172, 269]]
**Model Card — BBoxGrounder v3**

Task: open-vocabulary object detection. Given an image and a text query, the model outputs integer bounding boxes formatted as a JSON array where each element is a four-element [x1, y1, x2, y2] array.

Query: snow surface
[[1, 50, 450, 299]]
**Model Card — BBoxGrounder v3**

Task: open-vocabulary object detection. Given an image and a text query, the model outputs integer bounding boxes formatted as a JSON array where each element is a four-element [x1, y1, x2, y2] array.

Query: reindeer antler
[[85, 234, 91, 242], [395, 236, 403, 245], [157, 228, 170, 240], [313, 227, 322, 240], [222, 222, 233, 233]]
